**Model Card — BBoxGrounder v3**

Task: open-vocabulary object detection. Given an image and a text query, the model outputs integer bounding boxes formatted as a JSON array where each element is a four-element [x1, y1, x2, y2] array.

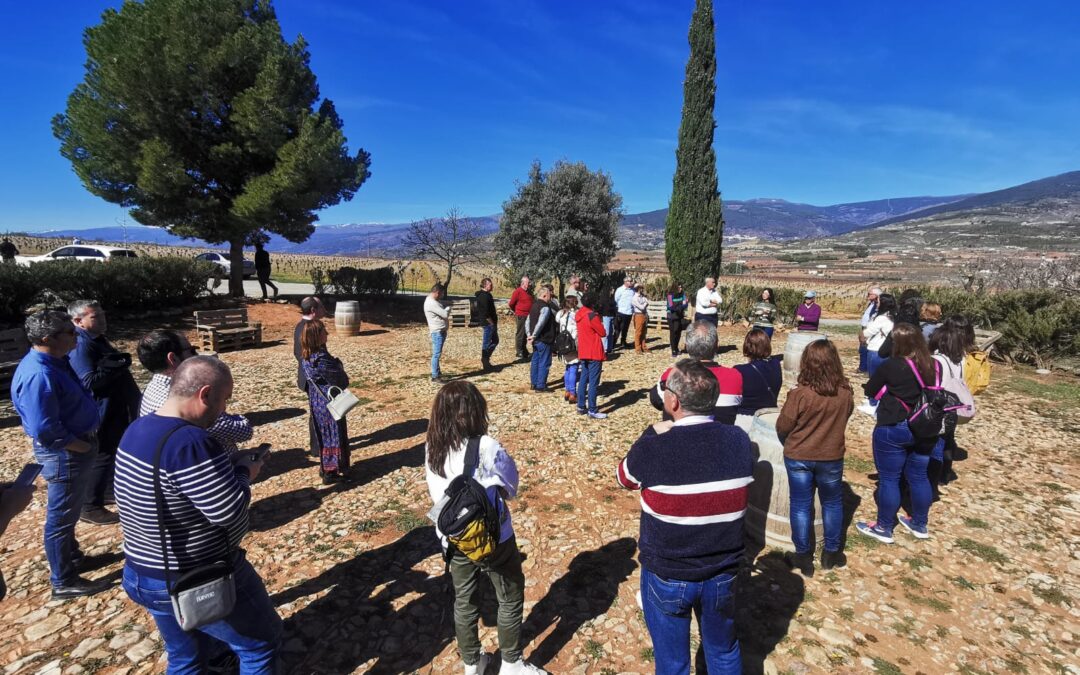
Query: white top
[[555, 309, 579, 364], [695, 287, 722, 315], [863, 314, 894, 351], [424, 296, 449, 333], [424, 434, 519, 546], [631, 294, 650, 314]]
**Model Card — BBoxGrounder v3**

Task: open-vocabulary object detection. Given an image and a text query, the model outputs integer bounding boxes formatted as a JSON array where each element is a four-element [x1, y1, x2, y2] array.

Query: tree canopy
[[53, 0, 370, 295], [494, 161, 622, 297], [665, 0, 724, 289]]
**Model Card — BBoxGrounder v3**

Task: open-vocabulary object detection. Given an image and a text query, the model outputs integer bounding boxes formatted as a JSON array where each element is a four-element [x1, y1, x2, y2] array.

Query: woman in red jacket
[[574, 293, 608, 419]]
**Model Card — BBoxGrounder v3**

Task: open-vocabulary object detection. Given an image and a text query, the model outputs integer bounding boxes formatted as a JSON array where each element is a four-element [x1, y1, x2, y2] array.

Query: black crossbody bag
[[152, 425, 236, 631]]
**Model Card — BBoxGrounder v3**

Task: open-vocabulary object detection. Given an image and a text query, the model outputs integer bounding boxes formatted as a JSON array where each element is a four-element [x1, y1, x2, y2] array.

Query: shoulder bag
[[303, 357, 360, 421], [152, 425, 236, 631]]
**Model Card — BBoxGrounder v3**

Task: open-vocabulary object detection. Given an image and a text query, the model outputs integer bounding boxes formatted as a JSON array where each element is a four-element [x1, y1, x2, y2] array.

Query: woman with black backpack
[[856, 323, 938, 544], [423, 381, 546, 675]]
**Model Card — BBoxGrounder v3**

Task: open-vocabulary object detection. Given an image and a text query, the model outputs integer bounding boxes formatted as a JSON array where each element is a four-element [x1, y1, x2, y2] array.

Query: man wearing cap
[[796, 291, 821, 331], [858, 287, 881, 372], [694, 277, 722, 327]]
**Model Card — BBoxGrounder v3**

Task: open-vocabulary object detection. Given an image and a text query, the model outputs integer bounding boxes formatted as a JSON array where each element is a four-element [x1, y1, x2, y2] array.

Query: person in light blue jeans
[[431, 329, 446, 380], [424, 283, 450, 382], [122, 554, 281, 674], [640, 568, 740, 674], [34, 439, 99, 587]]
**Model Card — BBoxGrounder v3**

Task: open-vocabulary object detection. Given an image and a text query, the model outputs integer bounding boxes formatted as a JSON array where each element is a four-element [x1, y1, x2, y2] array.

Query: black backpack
[[436, 438, 502, 565], [555, 313, 577, 357], [902, 359, 964, 439]]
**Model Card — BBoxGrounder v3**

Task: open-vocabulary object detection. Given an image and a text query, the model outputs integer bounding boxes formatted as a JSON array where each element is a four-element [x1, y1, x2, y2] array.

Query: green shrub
[[326, 265, 398, 297], [0, 258, 214, 324]]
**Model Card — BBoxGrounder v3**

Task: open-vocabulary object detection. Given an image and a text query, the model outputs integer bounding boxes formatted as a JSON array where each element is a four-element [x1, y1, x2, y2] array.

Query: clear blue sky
[[2, 0, 1078, 232]]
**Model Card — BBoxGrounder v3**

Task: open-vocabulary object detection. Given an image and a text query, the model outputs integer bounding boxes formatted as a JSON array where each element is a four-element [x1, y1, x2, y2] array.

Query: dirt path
[[0, 304, 1077, 674]]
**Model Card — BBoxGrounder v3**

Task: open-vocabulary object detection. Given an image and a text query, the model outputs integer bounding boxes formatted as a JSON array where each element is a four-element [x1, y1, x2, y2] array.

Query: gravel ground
[[0, 302, 1077, 674]]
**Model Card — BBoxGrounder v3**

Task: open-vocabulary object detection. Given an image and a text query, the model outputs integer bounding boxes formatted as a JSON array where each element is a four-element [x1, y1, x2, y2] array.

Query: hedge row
[[310, 266, 399, 298], [0, 258, 214, 325]]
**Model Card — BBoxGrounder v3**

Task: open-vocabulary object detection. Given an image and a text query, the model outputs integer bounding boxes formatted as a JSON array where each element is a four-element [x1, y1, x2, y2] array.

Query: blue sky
[[2, 0, 1078, 232]]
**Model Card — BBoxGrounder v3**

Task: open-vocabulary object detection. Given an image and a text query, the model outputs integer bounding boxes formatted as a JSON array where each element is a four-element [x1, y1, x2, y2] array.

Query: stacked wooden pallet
[[195, 308, 263, 353]]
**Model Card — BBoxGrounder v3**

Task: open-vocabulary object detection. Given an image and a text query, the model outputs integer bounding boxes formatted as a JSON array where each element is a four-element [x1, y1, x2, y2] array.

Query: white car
[[195, 252, 256, 279], [15, 244, 138, 266]]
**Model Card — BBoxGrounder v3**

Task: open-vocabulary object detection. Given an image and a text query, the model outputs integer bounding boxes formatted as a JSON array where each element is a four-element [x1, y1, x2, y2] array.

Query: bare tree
[[400, 208, 487, 289]]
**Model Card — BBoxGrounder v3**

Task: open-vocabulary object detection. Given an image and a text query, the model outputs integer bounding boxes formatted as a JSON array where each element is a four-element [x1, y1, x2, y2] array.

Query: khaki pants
[[449, 537, 525, 666], [633, 314, 648, 352]]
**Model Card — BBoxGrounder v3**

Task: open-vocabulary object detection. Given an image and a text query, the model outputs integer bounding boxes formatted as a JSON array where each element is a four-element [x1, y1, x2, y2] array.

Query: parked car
[[15, 245, 137, 266], [195, 251, 256, 279]]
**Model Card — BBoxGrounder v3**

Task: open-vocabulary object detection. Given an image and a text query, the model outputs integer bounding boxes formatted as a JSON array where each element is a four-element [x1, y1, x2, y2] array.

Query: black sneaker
[[79, 507, 120, 525], [51, 577, 110, 600], [821, 550, 847, 569], [784, 551, 815, 577]]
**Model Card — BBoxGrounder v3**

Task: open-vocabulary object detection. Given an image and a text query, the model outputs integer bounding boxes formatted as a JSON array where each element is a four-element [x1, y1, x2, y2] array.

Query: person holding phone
[[11, 310, 107, 600], [0, 474, 37, 601], [115, 356, 281, 672]]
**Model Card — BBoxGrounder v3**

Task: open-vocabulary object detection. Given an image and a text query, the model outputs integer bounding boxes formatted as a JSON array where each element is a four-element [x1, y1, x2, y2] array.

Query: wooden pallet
[[448, 299, 474, 328], [647, 300, 670, 331], [0, 327, 29, 400], [194, 308, 262, 353]]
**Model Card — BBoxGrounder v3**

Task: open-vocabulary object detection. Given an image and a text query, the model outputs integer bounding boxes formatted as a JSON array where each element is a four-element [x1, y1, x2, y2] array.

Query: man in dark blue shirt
[[11, 310, 108, 599], [68, 300, 140, 525]]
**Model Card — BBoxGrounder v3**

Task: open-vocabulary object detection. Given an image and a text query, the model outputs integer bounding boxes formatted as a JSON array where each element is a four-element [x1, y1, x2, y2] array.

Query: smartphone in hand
[[14, 463, 43, 488], [249, 443, 271, 462]]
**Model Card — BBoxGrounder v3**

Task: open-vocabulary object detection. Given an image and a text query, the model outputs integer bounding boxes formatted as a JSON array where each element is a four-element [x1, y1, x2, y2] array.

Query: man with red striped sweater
[[649, 321, 743, 425], [619, 359, 753, 674]]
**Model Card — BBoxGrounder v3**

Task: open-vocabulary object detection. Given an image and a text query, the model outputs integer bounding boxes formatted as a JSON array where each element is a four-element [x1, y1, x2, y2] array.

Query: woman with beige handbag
[[300, 319, 354, 484]]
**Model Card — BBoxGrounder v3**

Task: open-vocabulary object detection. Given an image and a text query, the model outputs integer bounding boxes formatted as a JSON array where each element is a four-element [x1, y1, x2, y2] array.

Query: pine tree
[[53, 0, 370, 296], [665, 0, 723, 289]]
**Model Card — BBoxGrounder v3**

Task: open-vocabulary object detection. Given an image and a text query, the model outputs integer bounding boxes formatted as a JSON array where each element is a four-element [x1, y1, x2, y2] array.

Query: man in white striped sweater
[[136, 329, 253, 452], [115, 356, 281, 672]]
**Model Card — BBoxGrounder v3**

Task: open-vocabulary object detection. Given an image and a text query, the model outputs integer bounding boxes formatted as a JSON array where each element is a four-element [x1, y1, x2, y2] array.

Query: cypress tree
[[665, 0, 723, 289]]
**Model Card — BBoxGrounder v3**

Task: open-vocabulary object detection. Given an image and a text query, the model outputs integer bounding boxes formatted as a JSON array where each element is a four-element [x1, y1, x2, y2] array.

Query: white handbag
[[324, 386, 360, 421]]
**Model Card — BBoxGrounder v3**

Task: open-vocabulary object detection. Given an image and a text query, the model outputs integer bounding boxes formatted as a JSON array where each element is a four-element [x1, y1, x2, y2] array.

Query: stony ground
[[1, 301, 1077, 675]]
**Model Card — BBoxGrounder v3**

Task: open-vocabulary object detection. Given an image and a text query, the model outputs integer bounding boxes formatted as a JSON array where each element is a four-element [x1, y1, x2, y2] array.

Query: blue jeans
[[122, 555, 282, 674], [529, 342, 553, 390], [563, 362, 579, 393], [34, 439, 98, 587], [858, 343, 869, 372], [430, 329, 446, 379], [602, 317, 614, 352], [641, 567, 741, 675], [482, 323, 499, 359], [872, 421, 932, 532], [784, 458, 845, 553], [576, 360, 602, 414], [866, 351, 886, 407]]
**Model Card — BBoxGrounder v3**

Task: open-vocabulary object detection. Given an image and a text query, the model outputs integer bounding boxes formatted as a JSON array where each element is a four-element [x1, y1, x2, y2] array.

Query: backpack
[[963, 351, 991, 394], [435, 438, 503, 565], [555, 313, 577, 357], [901, 359, 965, 439], [935, 355, 976, 424]]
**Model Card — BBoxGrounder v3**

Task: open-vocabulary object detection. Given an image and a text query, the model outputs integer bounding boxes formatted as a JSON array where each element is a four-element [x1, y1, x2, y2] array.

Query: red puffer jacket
[[574, 306, 607, 361]]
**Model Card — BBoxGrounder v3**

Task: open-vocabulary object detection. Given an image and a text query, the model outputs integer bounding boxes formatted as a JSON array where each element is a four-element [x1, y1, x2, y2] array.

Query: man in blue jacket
[[68, 300, 141, 525], [11, 310, 109, 599]]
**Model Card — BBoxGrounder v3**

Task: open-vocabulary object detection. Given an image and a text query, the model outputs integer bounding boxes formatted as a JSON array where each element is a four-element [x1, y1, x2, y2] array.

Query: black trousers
[[257, 271, 278, 298], [668, 315, 685, 355], [616, 313, 633, 347]]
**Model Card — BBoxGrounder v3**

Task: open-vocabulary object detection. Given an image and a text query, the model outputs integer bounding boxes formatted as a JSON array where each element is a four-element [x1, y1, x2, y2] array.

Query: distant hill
[[22, 171, 1078, 254], [616, 195, 968, 248]]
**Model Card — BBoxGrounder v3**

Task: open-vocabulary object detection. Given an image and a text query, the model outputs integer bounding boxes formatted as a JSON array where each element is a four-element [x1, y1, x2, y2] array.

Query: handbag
[[152, 426, 235, 631], [324, 385, 360, 421], [935, 355, 976, 423]]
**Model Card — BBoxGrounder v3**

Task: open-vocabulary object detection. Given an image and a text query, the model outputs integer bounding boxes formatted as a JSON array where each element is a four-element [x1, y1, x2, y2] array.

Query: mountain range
[[22, 170, 1079, 254]]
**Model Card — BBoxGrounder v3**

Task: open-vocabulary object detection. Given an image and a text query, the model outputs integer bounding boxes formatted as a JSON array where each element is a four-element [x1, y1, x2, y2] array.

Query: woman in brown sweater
[[776, 339, 854, 575]]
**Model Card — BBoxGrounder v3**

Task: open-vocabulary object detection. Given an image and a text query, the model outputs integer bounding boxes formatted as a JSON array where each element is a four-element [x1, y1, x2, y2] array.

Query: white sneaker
[[857, 402, 877, 417], [464, 653, 490, 675], [501, 659, 548, 675]]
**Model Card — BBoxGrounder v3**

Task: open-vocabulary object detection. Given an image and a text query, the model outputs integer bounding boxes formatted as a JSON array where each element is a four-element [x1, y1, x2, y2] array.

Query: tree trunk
[[557, 275, 564, 302], [444, 261, 454, 292], [228, 238, 245, 298]]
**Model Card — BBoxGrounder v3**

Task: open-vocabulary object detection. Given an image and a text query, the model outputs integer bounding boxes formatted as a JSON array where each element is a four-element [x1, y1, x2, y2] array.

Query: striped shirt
[[618, 417, 753, 581], [140, 373, 253, 452], [115, 414, 252, 579]]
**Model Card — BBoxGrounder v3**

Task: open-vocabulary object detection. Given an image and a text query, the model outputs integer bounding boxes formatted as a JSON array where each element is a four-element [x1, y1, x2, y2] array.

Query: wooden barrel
[[744, 408, 823, 552], [782, 331, 827, 384], [333, 301, 361, 336]]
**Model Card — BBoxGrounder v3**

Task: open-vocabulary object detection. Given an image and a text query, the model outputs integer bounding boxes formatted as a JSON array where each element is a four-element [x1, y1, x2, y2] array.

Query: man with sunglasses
[[137, 330, 253, 453], [11, 310, 107, 599]]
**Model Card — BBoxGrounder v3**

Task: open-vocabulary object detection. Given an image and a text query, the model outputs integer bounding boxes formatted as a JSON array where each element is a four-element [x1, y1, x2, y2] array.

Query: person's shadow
[[734, 551, 805, 674], [521, 537, 638, 667], [273, 527, 463, 674]]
